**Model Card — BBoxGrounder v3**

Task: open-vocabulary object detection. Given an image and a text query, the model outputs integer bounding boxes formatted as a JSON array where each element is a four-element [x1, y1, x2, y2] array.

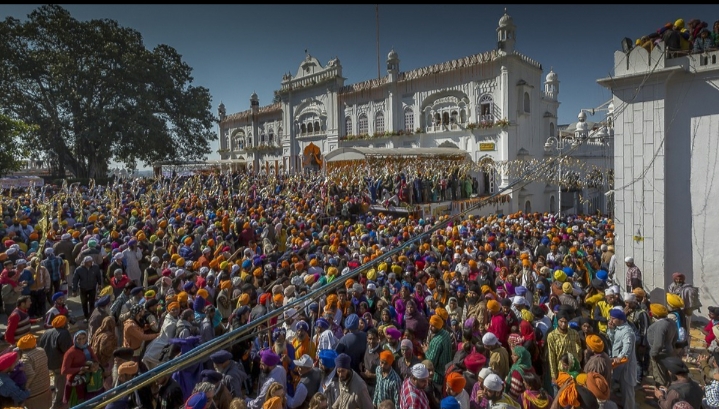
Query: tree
[[0, 114, 35, 177], [0, 5, 217, 179]]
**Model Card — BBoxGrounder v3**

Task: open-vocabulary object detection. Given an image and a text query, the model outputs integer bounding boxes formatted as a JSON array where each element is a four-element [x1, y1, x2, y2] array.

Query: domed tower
[[387, 49, 400, 82], [496, 9, 516, 54], [218, 101, 226, 121], [250, 91, 259, 109], [544, 68, 559, 101]]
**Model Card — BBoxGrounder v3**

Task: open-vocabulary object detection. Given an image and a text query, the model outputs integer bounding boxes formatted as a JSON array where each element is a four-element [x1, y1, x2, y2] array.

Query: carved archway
[[303, 143, 323, 171]]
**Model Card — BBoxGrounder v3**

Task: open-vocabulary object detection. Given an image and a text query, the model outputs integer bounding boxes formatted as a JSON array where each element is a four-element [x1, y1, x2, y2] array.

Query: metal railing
[[74, 143, 577, 408]]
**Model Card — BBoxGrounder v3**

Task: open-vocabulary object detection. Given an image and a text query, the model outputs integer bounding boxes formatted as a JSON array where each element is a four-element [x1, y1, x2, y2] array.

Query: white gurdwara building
[[218, 11, 587, 214]]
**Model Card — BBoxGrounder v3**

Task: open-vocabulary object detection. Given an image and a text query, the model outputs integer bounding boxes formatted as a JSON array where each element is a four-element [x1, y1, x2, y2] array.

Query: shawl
[[519, 320, 535, 342], [404, 301, 429, 341], [520, 389, 552, 409], [506, 346, 532, 384], [170, 336, 203, 401]]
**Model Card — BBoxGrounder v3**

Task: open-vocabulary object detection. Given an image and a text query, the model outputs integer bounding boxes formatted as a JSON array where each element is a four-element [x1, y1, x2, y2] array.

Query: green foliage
[[0, 5, 218, 179], [0, 114, 36, 177]]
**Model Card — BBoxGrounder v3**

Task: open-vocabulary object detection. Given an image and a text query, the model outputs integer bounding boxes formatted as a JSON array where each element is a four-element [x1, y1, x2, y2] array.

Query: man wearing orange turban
[[583, 334, 612, 384], [426, 314, 452, 384], [585, 371, 610, 401], [445, 371, 468, 407]]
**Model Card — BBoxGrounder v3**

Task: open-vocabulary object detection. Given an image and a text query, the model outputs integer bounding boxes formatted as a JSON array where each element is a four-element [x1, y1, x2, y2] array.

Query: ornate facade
[[218, 11, 565, 213]]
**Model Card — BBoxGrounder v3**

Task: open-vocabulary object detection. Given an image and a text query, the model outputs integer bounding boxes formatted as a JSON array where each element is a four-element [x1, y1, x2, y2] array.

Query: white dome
[[498, 11, 514, 28], [577, 111, 587, 122], [546, 69, 558, 83], [387, 49, 398, 61], [250, 91, 258, 100]]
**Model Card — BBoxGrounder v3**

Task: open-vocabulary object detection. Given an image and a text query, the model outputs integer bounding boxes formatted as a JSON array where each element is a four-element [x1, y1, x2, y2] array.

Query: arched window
[[525, 200, 532, 213], [404, 109, 414, 131], [268, 129, 274, 144], [358, 114, 368, 135], [375, 112, 385, 134], [549, 122, 555, 137], [550, 195, 556, 213], [260, 133, 266, 144], [523, 92, 531, 113], [442, 112, 450, 126], [247, 137, 252, 147], [345, 117, 353, 136], [479, 94, 493, 122], [460, 109, 467, 124], [434, 113, 440, 126], [307, 122, 313, 133], [314, 121, 320, 133], [301, 123, 307, 134]]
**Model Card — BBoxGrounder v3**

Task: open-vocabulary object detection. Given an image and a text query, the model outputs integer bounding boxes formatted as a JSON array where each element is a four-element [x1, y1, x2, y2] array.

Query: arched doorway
[[525, 200, 531, 214], [303, 143, 323, 173], [550, 195, 556, 213]]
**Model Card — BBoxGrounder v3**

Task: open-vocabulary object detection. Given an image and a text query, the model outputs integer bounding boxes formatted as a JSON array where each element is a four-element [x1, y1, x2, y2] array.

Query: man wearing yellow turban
[[646, 303, 676, 387]]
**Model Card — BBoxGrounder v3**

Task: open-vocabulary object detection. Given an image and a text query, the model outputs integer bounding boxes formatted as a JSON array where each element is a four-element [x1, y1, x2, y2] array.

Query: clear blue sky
[[3, 5, 718, 169]]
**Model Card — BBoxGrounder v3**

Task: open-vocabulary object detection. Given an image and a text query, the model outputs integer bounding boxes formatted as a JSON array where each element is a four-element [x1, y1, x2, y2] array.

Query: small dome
[[546, 69, 558, 83], [387, 49, 398, 61], [250, 91, 258, 100], [498, 10, 514, 28], [577, 111, 587, 122]]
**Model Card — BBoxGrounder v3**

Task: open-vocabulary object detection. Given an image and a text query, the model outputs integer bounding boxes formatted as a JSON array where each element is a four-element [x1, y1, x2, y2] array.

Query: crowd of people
[[0, 169, 715, 409], [634, 18, 719, 56]]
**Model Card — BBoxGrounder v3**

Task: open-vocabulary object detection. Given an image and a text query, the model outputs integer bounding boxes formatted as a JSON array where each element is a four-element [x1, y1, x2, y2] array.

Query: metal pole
[[557, 143, 562, 218]]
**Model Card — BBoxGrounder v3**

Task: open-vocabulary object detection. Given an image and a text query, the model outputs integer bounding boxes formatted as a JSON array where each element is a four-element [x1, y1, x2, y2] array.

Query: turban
[[386, 327, 402, 340], [482, 332, 499, 346], [220, 280, 231, 290], [411, 363, 430, 379], [557, 376, 580, 407], [632, 287, 646, 298], [554, 270, 567, 282], [515, 286, 527, 296], [379, 350, 395, 365], [624, 293, 637, 303], [185, 392, 208, 409], [562, 282, 573, 294], [427, 278, 436, 290], [609, 308, 626, 321], [446, 372, 466, 394], [16, 334, 36, 350], [0, 352, 18, 372], [520, 309, 534, 323], [52, 315, 67, 328], [440, 397, 460, 409], [118, 361, 139, 375], [52, 292, 65, 303], [264, 397, 283, 409], [429, 315, 444, 329], [585, 334, 604, 353], [315, 318, 330, 330], [667, 293, 684, 309], [672, 272, 685, 281], [650, 303, 668, 318], [177, 292, 189, 303], [435, 307, 449, 322], [585, 372, 610, 400], [465, 352, 487, 373], [483, 373, 504, 392], [487, 300, 500, 314], [145, 290, 156, 299], [239, 294, 250, 306], [197, 289, 209, 300], [260, 350, 281, 366], [319, 349, 338, 368], [575, 373, 587, 386], [335, 353, 351, 369], [596, 270, 608, 280], [345, 314, 360, 330], [273, 293, 284, 304], [167, 302, 180, 312]]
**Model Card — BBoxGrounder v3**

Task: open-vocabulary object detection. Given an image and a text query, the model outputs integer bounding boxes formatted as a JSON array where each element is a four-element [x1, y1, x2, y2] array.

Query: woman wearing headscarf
[[89, 316, 118, 390], [506, 346, 534, 401], [519, 372, 552, 409], [61, 330, 100, 406], [404, 299, 429, 341]]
